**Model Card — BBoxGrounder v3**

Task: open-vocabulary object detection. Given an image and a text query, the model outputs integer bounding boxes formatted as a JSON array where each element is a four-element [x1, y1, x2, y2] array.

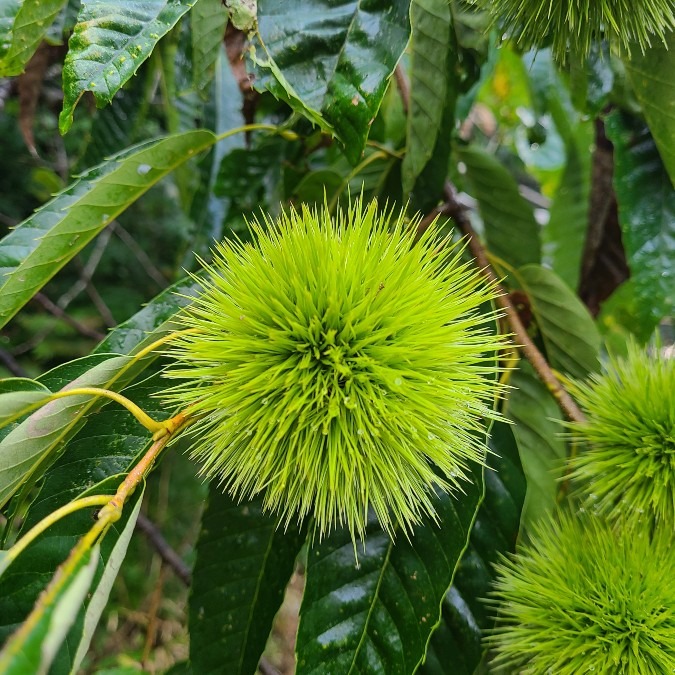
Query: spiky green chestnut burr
[[472, 0, 675, 61], [568, 346, 675, 527], [490, 514, 675, 674], [164, 200, 506, 541]]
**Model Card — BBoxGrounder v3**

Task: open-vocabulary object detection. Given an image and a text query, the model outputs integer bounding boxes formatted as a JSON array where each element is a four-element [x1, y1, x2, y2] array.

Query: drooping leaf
[[59, 0, 196, 133], [624, 32, 675, 186], [402, 0, 457, 206], [505, 362, 566, 529], [420, 422, 526, 675], [605, 111, 675, 329], [250, 0, 411, 163], [0, 475, 145, 674], [0, 0, 66, 76], [0, 130, 216, 329], [0, 378, 51, 429], [295, 466, 483, 675], [458, 145, 541, 269], [189, 487, 306, 675], [518, 264, 600, 379], [191, 0, 228, 93]]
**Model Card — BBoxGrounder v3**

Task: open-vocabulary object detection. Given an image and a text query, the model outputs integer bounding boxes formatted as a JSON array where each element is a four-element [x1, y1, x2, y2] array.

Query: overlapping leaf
[[402, 0, 457, 208], [189, 489, 305, 675], [505, 362, 566, 528], [191, 0, 228, 93], [419, 422, 526, 674], [296, 466, 483, 675], [250, 0, 411, 163], [458, 145, 541, 269], [59, 0, 196, 133], [518, 264, 600, 379], [0, 130, 215, 329], [624, 32, 675, 186], [0, 0, 66, 76], [0, 475, 145, 673]]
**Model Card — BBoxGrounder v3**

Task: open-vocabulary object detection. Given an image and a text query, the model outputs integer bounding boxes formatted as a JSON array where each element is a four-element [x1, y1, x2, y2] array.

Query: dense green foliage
[[0, 0, 673, 673]]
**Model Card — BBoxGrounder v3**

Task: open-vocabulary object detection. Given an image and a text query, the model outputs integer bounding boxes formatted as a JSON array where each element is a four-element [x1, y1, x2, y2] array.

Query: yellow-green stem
[[1, 495, 111, 570]]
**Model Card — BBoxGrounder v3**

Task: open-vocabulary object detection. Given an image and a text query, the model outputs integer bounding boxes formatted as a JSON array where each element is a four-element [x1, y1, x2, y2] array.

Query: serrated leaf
[[518, 264, 600, 379], [624, 32, 675, 186], [420, 422, 526, 674], [0, 0, 66, 76], [458, 145, 541, 269], [296, 466, 483, 675], [605, 111, 675, 328], [59, 0, 196, 133], [505, 362, 566, 528], [402, 0, 456, 199], [191, 0, 228, 93], [0, 475, 145, 673], [189, 487, 305, 675], [0, 378, 51, 429], [0, 130, 215, 329], [250, 0, 411, 164]]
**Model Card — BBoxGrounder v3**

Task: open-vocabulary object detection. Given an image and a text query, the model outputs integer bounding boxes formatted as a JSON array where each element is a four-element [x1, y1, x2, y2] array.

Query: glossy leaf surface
[[59, 0, 195, 132], [0, 130, 215, 329], [251, 0, 411, 163], [296, 467, 483, 675], [190, 488, 305, 675]]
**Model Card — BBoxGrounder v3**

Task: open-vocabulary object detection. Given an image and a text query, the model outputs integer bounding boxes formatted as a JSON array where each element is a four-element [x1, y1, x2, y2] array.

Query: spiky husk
[[490, 515, 675, 673], [163, 200, 506, 541], [568, 345, 675, 527], [472, 0, 675, 61]]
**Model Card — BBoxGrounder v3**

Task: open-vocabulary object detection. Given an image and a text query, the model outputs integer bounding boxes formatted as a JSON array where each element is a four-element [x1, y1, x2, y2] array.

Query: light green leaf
[[605, 111, 675, 330], [70, 488, 144, 673], [191, 0, 228, 93], [0, 130, 216, 329], [296, 466, 483, 675], [226, 0, 256, 32], [518, 264, 600, 379], [0, 0, 67, 76], [458, 145, 541, 269], [506, 362, 566, 529], [402, 0, 456, 198], [249, 0, 411, 164], [0, 379, 52, 429], [0, 544, 99, 674], [59, 0, 196, 133], [189, 488, 305, 675], [624, 32, 675, 186]]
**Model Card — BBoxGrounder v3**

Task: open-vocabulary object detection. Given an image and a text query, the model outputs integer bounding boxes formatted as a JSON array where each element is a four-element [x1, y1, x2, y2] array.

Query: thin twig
[[34, 292, 105, 340], [0, 348, 27, 377], [438, 182, 586, 423], [111, 222, 170, 289], [135, 514, 192, 586], [394, 64, 410, 116]]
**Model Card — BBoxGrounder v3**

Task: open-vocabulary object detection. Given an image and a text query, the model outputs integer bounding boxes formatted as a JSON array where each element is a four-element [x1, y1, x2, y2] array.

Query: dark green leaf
[[191, 0, 228, 93], [0, 0, 66, 76], [505, 362, 566, 528], [189, 487, 305, 675], [420, 422, 526, 674], [59, 0, 195, 133], [296, 467, 483, 675], [605, 111, 675, 329], [402, 0, 457, 207], [0, 130, 215, 329], [250, 0, 411, 163], [624, 32, 675, 186], [458, 145, 541, 268], [518, 264, 600, 379]]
